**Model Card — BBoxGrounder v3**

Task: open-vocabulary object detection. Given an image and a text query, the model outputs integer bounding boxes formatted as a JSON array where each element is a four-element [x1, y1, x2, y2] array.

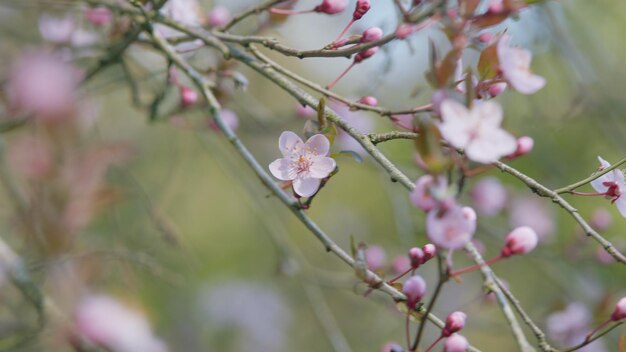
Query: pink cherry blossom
[[471, 177, 508, 215], [74, 295, 168, 352], [365, 245, 386, 271], [314, 0, 349, 14], [422, 243, 436, 262], [487, 82, 507, 97], [269, 132, 336, 197], [590, 156, 626, 217], [403, 275, 426, 309], [357, 96, 378, 106], [426, 204, 477, 250], [391, 255, 411, 274], [444, 334, 469, 352], [546, 302, 605, 351], [410, 175, 450, 212], [501, 226, 538, 257], [611, 297, 626, 321], [506, 136, 534, 159], [439, 99, 517, 163], [352, 0, 370, 20], [5, 52, 81, 120], [360, 27, 383, 43], [85, 7, 113, 26], [179, 86, 198, 107], [207, 6, 231, 27], [497, 34, 546, 94], [443, 311, 467, 337], [509, 196, 555, 241], [408, 247, 424, 268]]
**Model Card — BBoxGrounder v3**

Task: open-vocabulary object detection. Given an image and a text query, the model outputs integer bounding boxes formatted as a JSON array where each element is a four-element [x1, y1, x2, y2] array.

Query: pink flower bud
[[358, 95, 378, 106], [403, 275, 426, 309], [611, 297, 626, 321], [444, 334, 469, 352], [443, 311, 467, 337], [478, 32, 494, 44], [365, 245, 386, 271], [591, 208, 613, 231], [408, 247, 424, 269], [501, 226, 538, 257], [353, 0, 370, 20], [422, 243, 436, 262], [354, 47, 378, 63], [410, 175, 439, 212], [85, 7, 113, 26], [487, 82, 507, 97], [392, 255, 411, 274], [360, 27, 383, 43], [314, 0, 349, 15], [180, 86, 198, 107], [395, 24, 415, 39], [207, 6, 231, 27], [516, 136, 534, 155]]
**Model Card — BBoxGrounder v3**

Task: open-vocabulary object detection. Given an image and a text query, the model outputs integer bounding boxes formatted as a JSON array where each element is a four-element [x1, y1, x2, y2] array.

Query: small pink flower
[[497, 34, 546, 94], [358, 96, 378, 106], [314, 0, 349, 14], [471, 177, 508, 216], [611, 297, 626, 321], [487, 82, 507, 97], [365, 245, 386, 271], [591, 156, 626, 217], [269, 132, 336, 197], [85, 7, 113, 26], [74, 295, 168, 352], [403, 275, 426, 309], [179, 86, 198, 107], [439, 99, 517, 163], [38, 14, 75, 43], [207, 6, 231, 27], [443, 311, 467, 337], [422, 243, 436, 262], [360, 27, 382, 43], [501, 226, 538, 257], [444, 334, 469, 352], [506, 136, 534, 159], [409, 247, 424, 269], [410, 175, 449, 212], [426, 204, 477, 250]]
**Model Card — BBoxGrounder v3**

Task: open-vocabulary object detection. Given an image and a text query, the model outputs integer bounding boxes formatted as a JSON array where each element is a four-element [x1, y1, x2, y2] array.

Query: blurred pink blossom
[[471, 177, 508, 215], [439, 99, 517, 163], [509, 196, 555, 241], [444, 334, 469, 352], [403, 275, 426, 309], [591, 156, 626, 217], [427, 204, 477, 250], [38, 13, 75, 44], [546, 303, 607, 352], [207, 6, 231, 27], [74, 295, 168, 352], [85, 7, 113, 26], [365, 245, 386, 271], [501, 226, 538, 257], [497, 34, 546, 95]]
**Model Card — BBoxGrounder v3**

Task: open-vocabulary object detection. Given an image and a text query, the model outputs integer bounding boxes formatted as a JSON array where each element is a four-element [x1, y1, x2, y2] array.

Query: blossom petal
[[279, 131, 304, 158], [440, 100, 472, 149], [305, 134, 331, 157], [292, 177, 321, 197], [472, 101, 503, 128], [268, 158, 296, 181], [309, 156, 336, 179], [508, 72, 546, 95], [615, 198, 626, 218], [466, 128, 517, 163], [591, 156, 613, 193]]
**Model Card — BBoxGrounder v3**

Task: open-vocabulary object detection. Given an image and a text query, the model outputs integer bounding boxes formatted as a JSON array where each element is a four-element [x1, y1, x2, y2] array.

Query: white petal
[[268, 158, 296, 181], [304, 134, 330, 157], [473, 101, 503, 128], [292, 177, 321, 197], [591, 156, 612, 193], [278, 131, 304, 158], [466, 128, 517, 163], [440, 99, 470, 124], [597, 156, 611, 169], [508, 72, 546, 95], [309, 156, 336, 178], [615, 197, 626, 218]]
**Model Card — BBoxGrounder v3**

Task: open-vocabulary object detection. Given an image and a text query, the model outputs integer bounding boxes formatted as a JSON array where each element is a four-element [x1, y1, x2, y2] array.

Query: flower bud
[[478, 32, 494, 44], [358, 95, 378, 106], [516, 136, 534, 155], [444, 334, 469, 352], [395, 24, 415, 39], [408, 247, 424, 269], [353, 0, 371, 20], [207, 6, 231, 27], [180, 86, 198, 107], [611, 297, 626, 321], [487, 82, 507, 97], [314, 0, 349, 15], [501, 226, 538, 257], [442, 311, 467, 337], [422, 243, 436, 262], [403, 275, 426, 309], [354, 47, 378, 63], [85, 7, 113, 26], [360, 27, 382, 43]]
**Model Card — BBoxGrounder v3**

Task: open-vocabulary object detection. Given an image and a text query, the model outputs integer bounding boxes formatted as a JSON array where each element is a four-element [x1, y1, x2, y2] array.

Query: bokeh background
[[0, 0, 625, 351]]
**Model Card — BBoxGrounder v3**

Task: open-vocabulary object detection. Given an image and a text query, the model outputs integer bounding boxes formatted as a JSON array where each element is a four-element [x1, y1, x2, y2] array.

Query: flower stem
[[450, 255, 503, 277], [387, 267, 413, 284], [405, 313, 411, 351], [333, 19, 356, 43], [424, 336, 442, 352], [269, 7, 314, 15], [585, 318, 611, 342], [325, 62, 355, 90]]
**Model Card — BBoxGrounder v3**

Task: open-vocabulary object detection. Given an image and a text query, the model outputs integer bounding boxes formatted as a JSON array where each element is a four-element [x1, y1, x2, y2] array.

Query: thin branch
[[554, 157, 626, 194], [221, 0, 288, 31]]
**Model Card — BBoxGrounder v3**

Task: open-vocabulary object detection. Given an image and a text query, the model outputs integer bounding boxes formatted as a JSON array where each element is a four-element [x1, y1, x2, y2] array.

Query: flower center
[[295, 155, 311, 175], [603, 181, 622, 202]]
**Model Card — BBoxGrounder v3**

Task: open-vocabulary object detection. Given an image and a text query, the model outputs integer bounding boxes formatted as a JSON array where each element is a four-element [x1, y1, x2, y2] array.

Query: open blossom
[[269, 131, 336, 197], [497, 34, 546, 94], [74, 295, 168, 352], [439, 99, 517, 163], [590, 156, 626, 217], [426, 204, 476, 250]]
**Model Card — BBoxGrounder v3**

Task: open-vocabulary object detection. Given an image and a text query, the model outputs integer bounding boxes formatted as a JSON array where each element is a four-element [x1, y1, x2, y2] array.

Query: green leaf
[[331, 150, 363, 163], [477, 44, 499, 79]]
